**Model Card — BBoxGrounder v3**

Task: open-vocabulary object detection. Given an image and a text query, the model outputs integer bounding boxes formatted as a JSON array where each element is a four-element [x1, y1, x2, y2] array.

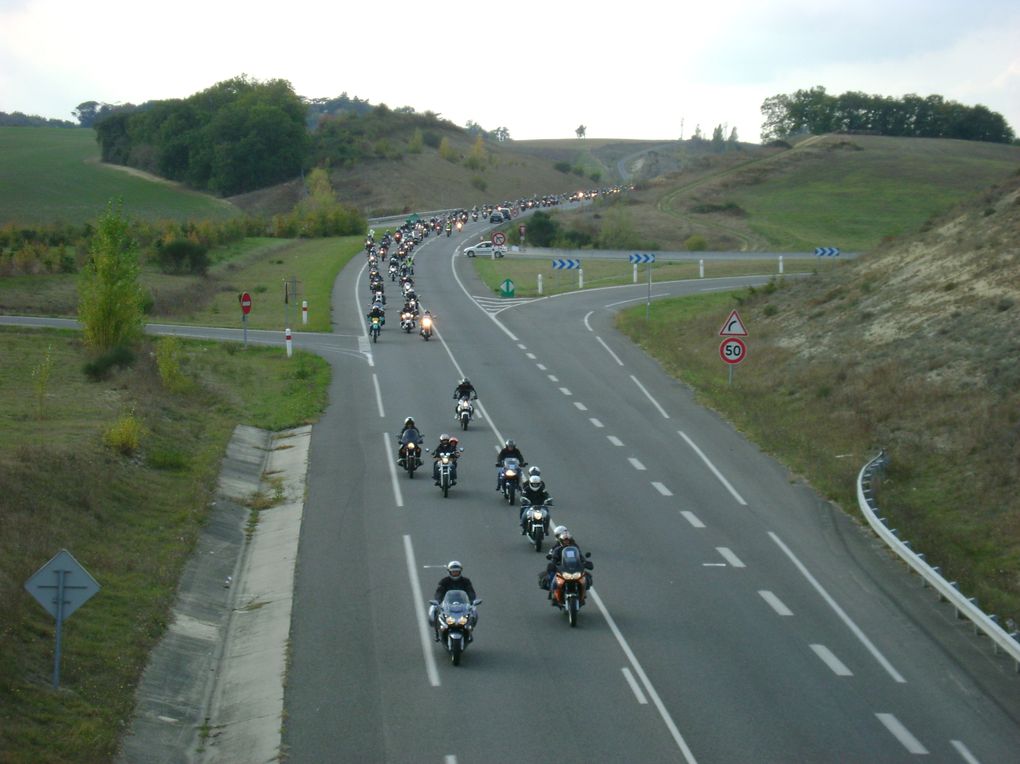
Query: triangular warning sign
[[719, 309, 748, 336]]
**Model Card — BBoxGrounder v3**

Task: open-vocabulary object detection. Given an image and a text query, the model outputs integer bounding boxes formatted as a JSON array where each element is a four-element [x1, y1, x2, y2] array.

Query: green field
[[0, 127, 241, 225]]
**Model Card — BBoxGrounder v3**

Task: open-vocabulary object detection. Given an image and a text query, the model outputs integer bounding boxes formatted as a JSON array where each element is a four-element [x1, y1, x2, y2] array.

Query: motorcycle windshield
[[442, 590, 471, 610], [559, 545, 585, 574], [400, 429, 421, 445], [503, 458, 520, 470]]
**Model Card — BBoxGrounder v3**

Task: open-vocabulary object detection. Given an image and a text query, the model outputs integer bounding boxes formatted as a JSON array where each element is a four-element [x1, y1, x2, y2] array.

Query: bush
[[156, 336, 189, 392], [471, 176, 487, 192], [554, 161, 571, 173], [104, 413, 144, 455], [83, 345, 136, 381], [154, 239, 210, 274], [422, 131, 441, 148], [684, 235, 708, 251]]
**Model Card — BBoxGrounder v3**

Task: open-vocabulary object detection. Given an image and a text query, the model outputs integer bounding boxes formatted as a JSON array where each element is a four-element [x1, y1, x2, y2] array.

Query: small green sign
[[500, 279, 515, 298]]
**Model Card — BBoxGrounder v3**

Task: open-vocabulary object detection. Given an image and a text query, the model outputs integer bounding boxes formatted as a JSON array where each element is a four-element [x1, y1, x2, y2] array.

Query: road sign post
[[25, 549, 101, 688], [239, 292, 252, 348], [719, 310, 749, 385], [500, 279, 515, 298], [630, 253, 656, 319]]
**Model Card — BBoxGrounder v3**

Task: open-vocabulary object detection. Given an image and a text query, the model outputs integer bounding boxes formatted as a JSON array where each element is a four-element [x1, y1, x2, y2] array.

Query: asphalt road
[[278, 222, 1020, 764], [4, 223, 1017, 763]]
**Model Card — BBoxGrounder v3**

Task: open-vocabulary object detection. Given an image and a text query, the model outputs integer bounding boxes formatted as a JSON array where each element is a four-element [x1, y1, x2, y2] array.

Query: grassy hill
[[0, 127, 241, 226]]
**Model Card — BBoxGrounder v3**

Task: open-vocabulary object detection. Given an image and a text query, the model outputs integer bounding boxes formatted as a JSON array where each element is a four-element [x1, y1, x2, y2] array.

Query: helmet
[[528, 465, 541, 477], [439, 433, 450, 443], [447, 560, 462, 576], [449, 437, 459, 449], [529, 475, 542, 488], [558, 528, 573, 543], [505, 439, 515, 449], [553, 525, 567, 538], [404, 417, 415, 427], [461, 378, 470, 386]]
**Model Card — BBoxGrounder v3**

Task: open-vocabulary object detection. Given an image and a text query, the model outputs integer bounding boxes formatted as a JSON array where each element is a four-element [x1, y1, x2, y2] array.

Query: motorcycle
[[420, 314, 434, 341], [389, 263, 398, 281], [455, 396, 474, 430], [548, 545, 593, 627], [432, 447, 462, 497], [520, 497, 552, 552], [499, 457, 523, 505], [400, 310, 416, 333], [399, 440, 423, 478], [429, 591, 481, 666], [369, 316, 381, 343]]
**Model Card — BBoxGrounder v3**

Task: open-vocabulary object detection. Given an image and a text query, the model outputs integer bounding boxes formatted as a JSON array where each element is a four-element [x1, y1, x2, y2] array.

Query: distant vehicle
[[500, 208, 513, 221], [464, 241, 506, 258], [489, 213, 503, 223]]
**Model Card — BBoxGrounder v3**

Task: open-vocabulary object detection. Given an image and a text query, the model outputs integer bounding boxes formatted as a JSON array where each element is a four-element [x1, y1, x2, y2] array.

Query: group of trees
[[94, 76, 308, 196], [0, 111, 75, 128], [760, 86, 1015, 144]]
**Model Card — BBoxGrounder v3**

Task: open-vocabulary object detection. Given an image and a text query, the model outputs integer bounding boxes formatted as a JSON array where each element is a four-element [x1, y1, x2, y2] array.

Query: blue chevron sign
[[814, 247, 841, 257], [552, 259, 580, 270], [629, 253, 656, 264]]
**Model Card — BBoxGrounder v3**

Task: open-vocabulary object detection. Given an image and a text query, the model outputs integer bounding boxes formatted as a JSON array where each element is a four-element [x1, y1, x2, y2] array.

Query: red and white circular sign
[[719, 337, 747, 364], [491, 231, 507, 247], [239, 292, 252, 315]]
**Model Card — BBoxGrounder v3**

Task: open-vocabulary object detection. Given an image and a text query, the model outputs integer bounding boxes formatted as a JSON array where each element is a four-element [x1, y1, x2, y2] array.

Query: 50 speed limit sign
[[719, 337, 747, 364]]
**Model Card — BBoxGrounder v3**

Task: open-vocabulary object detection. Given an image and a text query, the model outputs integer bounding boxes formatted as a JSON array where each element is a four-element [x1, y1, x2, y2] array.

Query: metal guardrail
[[857, 450, 1020, 671]]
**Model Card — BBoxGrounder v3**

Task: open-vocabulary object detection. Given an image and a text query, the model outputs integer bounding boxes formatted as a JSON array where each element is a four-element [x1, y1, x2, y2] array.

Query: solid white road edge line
[[875, 713, 928, 754], [630, 375, 670, 418], [402, 535, 440, 687], [384, 433, 404, 509], [449, 249, 519, 342], [770, 532, 906, 684], [590, 589, 698, 763], [622, 667, 648, 704], [355, 259, 374, 367], [950, 740, 980, 764], [583, 310, 594, 331], [677, 431, 748, 506]]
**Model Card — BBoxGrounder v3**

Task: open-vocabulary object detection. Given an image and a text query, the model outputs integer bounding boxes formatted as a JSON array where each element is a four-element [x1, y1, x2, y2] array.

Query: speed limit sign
[[719, 337, 747, 364]]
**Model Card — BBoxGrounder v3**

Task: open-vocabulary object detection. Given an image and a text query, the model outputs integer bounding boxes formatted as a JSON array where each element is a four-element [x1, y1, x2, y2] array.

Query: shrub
[[154, 239, 210, 274], [156, 336, 189, 392], [471, 176, 487, 191], [684, 234, 707, 251], [554, 161, 571, 173], [83, 345, 136, 381], [422, 131, 441, 149], [104, 413, 144, 455]]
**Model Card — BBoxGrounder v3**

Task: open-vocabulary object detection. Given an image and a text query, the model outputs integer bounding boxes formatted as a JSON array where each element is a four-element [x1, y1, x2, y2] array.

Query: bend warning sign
[[719, 309, 748, 337]]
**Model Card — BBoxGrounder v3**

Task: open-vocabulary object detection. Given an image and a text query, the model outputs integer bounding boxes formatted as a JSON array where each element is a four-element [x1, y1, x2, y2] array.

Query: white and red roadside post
[[302, 300, 308, 325], [285, 328, 293, 358]]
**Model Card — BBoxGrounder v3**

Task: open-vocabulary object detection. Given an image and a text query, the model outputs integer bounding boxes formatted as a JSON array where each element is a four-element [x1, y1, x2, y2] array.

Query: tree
[[727, 126, 739, 146], [73, 101, 101, 128], [465, 135, 487, 170], [408, 128, 424, 154], [438, 136, 458, 162], [575, 124, 586, 139], [711, 124, 725, 152], [78, 200, 145, 352], [493, 126, 510, 142]]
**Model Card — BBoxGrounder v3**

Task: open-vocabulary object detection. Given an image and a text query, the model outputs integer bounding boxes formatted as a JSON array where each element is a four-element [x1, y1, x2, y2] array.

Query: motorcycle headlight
[[505, 469, 516, 478], [456, 616, 468, 626], [531, 510, 544, 520], [446, 616, 455, 625], [563, 572, 582, 581]]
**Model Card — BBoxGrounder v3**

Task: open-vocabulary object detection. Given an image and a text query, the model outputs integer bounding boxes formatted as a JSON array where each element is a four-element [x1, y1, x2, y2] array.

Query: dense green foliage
[[760, 86, 1015, 143], [309, 104, 457, 167], [0, 111, 76, 128], [95, 76, 308, 195]]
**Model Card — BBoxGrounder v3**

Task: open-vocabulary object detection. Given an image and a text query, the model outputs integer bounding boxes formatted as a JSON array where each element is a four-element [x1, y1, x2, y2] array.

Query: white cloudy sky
[[1, 0, 1017, 143]]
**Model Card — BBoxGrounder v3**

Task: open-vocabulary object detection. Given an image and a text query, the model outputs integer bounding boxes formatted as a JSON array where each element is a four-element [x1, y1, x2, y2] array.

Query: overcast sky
[[1, 0, 1017, 143]]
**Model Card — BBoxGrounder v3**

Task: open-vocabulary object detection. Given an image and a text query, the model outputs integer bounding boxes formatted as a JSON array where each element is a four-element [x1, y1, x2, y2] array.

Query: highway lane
[[284, 220, 1020, 763]]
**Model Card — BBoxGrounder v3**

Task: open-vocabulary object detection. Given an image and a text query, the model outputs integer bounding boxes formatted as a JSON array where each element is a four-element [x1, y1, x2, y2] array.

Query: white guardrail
[[857, 451, 1020, 671]]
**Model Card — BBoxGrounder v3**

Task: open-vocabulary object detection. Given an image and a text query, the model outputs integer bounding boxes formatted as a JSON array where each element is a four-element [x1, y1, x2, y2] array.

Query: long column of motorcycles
[[362, 198, 611, 666]]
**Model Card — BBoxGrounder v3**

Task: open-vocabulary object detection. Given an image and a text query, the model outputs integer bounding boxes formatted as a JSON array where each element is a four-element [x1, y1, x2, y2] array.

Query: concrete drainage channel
[[117, 424, 311, 763]]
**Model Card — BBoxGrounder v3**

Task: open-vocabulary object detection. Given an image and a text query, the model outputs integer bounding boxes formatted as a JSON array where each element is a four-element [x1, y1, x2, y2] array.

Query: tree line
[[760, 86, 1015, 144]]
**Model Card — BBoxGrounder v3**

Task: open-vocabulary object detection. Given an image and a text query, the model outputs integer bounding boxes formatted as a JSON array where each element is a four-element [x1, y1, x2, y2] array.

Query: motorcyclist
[[420, 309, 434, 338], [397, 417, 423, 464], [367, 302, 385, 326], [544, 527, 592, 596], [429, 561, 478, 638], [431, 433, 460, 485], [526, 465, 546, 492], [496, 439, 525, 491], [453, 378, 477, 402], [520, 474, 552, 533]]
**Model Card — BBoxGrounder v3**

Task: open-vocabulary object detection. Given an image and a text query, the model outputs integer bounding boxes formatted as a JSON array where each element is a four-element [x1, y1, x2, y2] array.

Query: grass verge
[[0, 327, 329, 763]]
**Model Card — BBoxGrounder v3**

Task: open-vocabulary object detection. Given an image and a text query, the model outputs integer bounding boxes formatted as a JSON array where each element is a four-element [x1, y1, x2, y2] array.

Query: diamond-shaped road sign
[[25, 549, 100, 621], [552, 259, 580, 270], [629, 253, 656, 264], [814, 247, 841, 257]]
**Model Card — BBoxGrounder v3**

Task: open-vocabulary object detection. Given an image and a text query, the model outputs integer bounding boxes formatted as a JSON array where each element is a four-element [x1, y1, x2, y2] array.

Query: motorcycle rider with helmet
[[526, 465, 546, 492], [519, 474, 552, 533], [396, 417, 424, 465], [544, 526, 592, 596], [431, 433, 461, 485], [429, 561, 478, 639], [452, 378, 477, 415], [367, 302, 385, 326], [496, 438, 525, 491]]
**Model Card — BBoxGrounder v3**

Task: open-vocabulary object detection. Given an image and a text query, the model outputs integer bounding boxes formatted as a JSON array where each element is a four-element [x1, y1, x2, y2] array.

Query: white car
[[464, 241, 507, 258]]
